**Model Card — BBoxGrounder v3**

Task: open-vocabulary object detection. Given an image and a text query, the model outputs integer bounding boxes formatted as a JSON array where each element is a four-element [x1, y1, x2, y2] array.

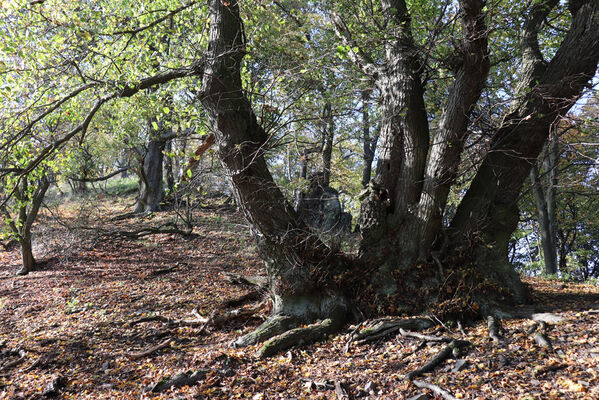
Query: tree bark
[[530, 161, 558, 275], [17, 237, 35, 276], [199, 0, 348, 346], [134, 124, 174, 213], [361, 89, 377, 189], [450, 0, 599, 301]]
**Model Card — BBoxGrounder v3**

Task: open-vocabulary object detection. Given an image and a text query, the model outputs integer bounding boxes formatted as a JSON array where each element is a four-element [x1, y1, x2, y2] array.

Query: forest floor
[[0, 194, 598, 400]]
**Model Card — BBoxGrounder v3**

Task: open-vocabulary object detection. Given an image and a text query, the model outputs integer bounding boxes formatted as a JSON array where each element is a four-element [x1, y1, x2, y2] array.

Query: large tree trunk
[[199, 0, 599, 351], [450, 0, 599, 302], [200, 0, 349, 347]]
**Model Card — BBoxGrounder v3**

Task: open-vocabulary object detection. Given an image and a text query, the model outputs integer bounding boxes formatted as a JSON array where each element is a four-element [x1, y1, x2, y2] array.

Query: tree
[[0, 142, 51, 276], [2, 0, 598, 355], [198, 0, 599, 350]]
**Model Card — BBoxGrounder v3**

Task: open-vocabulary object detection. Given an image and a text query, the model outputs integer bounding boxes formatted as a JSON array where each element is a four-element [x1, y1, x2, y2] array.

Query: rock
[[43, 375, 66, 397], [144, 369, 207, 393], [295, 173, 352, 235], [364, 380, 377, 393], [532, 313, 564, 324]]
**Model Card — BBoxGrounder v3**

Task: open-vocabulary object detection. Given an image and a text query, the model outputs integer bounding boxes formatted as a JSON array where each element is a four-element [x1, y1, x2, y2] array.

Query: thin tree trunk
[[361, 89, 376, 189], [16, 237, 35, 276], [530, 164, 558, 275], [321, 102, 334, 188], [165, 138, 175, 194]]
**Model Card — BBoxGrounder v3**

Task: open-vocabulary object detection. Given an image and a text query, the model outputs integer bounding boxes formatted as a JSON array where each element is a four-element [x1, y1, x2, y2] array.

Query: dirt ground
[[1, 199, 598, 399]]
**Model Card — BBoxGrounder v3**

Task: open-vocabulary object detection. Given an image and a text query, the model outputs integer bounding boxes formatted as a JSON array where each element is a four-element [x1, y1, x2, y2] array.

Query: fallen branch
[[405, 340, 471, 381], [128, 339, 173, 360], [128, 315, 173, 326], [532, 332, 552, 349], [335, 381, 350, 400], [412, 379, 458, 400], [221, 289, 264, 308], [150, 265, 178, 276]]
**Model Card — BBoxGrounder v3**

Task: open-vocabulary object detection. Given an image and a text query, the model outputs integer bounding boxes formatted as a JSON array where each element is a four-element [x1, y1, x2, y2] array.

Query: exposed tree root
[[399, 328, 452, 343], [232, 314, 297, 348], [412, 379, 458, 400], [144, 370, 208, 393], [0, 349, 26, 373], [350, 317, 435, 345], [405, 340, 471, 381], [258, 318, 340, 358], [129, 339, 173, 360]]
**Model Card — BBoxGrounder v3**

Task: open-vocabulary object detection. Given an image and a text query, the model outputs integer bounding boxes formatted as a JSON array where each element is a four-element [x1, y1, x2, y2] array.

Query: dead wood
[[151, 265, 178, 275], [532, 332, 552, 349], [128, 339, 173, 360], [412, 379, 458, 400], [405, 340, 471, 381], [221, 289, 264, 308], [128, 315, 173, 326], [42, 375, 66, 398], [98, 223, 192, 240]]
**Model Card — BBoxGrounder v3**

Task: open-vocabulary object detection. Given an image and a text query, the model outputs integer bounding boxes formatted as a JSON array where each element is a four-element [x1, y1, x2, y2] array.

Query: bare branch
[[109, 1, 201, 36]]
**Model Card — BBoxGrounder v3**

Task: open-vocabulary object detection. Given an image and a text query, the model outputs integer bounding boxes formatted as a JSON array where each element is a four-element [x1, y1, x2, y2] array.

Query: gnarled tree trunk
[[199, 0, 599, 350], [200, 0, 349, 348]]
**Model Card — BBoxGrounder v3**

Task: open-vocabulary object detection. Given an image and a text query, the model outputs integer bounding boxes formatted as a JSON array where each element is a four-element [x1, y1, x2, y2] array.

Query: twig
[[128, 339, 172, 359]]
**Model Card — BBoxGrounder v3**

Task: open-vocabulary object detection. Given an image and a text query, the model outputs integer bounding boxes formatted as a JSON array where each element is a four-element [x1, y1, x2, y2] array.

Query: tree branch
[[331, 13, 380, 79]]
